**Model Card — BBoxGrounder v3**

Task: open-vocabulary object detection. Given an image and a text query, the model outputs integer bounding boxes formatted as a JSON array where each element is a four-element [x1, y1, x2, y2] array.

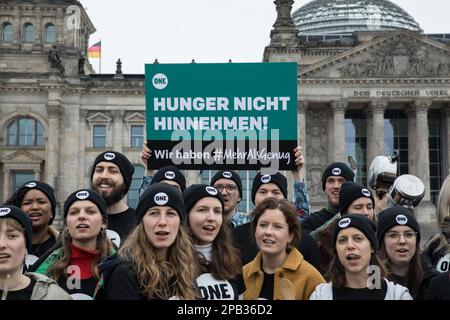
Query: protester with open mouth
[[242, 198, 324, 300], [33, 189, 114, 300], [5, 181, 59, 268], [0, 205, 71, 300], [183, 184, 242, 300], [98, 183, 199, 300], [377, 207, 438, 299], [310, 214, 412, 300]]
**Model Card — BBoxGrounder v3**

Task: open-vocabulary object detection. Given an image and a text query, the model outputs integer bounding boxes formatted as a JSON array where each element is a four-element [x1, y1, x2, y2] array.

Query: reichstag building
[[0, 0, 448, 230]]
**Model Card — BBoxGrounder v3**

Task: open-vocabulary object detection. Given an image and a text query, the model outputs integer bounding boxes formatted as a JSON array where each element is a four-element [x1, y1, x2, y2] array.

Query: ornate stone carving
[[298, 101, 309, 113], [330, 100, 347, 113], [269, 0, 298, 47], [79, 109, 89, 119], [274, 0, 295, 28], [48, 45, 65, 74], [339, 37, 450, 78], [306, 109, 329, 200], [369, 100, 388, 113], [413, 99, 432, 113], [110, 110, 125, 120], [46, 104, 61, 117]]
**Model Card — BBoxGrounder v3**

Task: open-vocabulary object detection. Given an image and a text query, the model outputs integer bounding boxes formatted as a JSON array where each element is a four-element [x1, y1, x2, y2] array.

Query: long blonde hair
[[118, 223, 198, 300]]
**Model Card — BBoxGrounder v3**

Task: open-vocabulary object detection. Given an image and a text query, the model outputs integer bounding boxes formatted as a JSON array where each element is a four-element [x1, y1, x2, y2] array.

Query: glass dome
[[292, 0, 422, 35]]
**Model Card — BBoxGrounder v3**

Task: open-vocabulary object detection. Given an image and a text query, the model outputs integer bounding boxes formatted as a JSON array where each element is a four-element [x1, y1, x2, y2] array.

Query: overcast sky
[[81, 0, 450, 74]]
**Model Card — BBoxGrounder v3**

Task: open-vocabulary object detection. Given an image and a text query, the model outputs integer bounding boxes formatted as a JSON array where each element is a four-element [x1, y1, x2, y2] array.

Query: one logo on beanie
[[25, 182, 37, 188], [154, 192, 169, 205], [104, 152, 116, 161], [164, 171, 176, 180], [223, 171, 232, 179], [396, 214, 408, 225], [332, 168, 342, 176], [362, 188, 371, 197], [76, 191, 90, 200], [0, 207, 12, 216], [339, 217, 351, 228], [206, 186, 218, 196], [261, 174, 271, 184]]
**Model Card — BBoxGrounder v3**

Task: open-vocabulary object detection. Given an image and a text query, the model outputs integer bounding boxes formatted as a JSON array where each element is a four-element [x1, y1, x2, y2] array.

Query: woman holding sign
[[183, 184, 243, 300]]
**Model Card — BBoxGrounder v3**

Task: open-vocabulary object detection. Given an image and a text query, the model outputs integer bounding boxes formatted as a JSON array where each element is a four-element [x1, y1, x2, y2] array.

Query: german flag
[[88, 41, 101, 59]]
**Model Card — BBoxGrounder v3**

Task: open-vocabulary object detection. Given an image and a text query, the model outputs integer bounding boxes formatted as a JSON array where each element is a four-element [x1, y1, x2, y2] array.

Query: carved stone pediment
[[300, 30, 450, 79], [1, 150, 43, 164], [86, 112, 112, 124], [124, 112, 145, 124]]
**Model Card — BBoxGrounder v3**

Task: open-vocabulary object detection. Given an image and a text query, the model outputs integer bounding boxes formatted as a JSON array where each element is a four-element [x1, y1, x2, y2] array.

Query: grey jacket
[[309, 279, 413, 300], [26, 272, 72, 300]]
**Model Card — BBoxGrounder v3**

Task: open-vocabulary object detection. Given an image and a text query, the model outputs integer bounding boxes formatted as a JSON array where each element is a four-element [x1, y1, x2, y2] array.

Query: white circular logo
[[261, 174, 271, 184], [332, 168, 342, 176], [25, 182, 37, 188], [25, 254, 39, 269], [0, 207, 12, 216], [339, 217, 351, 228], [76, 191, 89, 200], [106, 229, 121, 248], [164, 171, 175, 180], [395, 214, 408, 225], [222, 171, 232, 179], [154, 192, 169, 205], [362, 189, 371, 197], [152, 73, 168, 90], [104, 152, 116, 161], [206, 186, 218, 196]]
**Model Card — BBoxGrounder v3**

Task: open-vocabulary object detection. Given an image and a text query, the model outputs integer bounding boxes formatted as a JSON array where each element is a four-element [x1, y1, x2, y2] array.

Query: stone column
[[79, 109, 88, 187], [404, 107, 417, 175], [367, 100, 387, 166], [413, 100, 432, 202], [111, 110, 125, 153], [45, 103, 61, 195], [443, 106, 450, 176], [330, 100, 347, 162]]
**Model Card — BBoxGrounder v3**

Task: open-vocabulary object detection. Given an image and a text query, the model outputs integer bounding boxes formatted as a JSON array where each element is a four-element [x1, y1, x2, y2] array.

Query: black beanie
[[183, 184, 224, 215], [0, 205, 33, 251], [91, 151, 135, 193], [339, 182, 375, 214], [251, 172, 287, 204], [16, 181, 57, 225], [210, 170, 243, 198], [333, 214, 378, 251], [322, 162, 355, 190], [135, 183, 186, 222], [151, 166, 186, 192], [377, 207, 421, 247], [63, 189, 108, 220]]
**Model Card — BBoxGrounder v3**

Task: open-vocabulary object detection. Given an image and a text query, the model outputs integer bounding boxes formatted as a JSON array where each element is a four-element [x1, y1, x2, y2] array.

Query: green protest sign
[[145, 62, 297, 170]]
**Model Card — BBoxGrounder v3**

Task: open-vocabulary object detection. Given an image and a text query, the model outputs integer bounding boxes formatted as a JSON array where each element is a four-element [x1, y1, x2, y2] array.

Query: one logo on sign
[[165, 171, 176, 180], [152, 73, 168, 90], [362, 189, 371, 197], [339, 217, 351, 228], [154, 192, 169, 205], [25, 182, 37, 188], [206, 186, 218, 196], [261, 174, 271, 184], [104, 152, 116, 161], [0, 207, 12, 216], [107, 229, 121, 248], [395, 214, 408, 225], [332, 168, 342, 176], [76, 191, 89, 200], [222, 171, 232, 179]]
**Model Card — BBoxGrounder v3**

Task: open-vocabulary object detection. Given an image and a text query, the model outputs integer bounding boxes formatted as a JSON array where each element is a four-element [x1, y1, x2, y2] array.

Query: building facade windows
[[45, 24, 56, 43], [93, 124, 106, 148], [130, 125, 144, 148], [2, 23, 13, 43], [429, 110, 443, 204], [23, 23, 35, 43], [345, 110, 367, 185], [7, 118, 44, 146], [127, 165, 145, 209], [12, 171, 35, 192], [384, 110, 409, 175]]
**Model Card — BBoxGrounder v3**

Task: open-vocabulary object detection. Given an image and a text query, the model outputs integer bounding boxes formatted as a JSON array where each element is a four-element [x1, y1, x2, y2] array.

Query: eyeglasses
[[214, 184, 237, 193], [384, 231, 418, 241]]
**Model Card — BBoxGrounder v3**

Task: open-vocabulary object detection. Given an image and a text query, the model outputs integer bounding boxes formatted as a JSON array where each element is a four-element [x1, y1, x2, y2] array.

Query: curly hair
[[118, 223, 199, 300]]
